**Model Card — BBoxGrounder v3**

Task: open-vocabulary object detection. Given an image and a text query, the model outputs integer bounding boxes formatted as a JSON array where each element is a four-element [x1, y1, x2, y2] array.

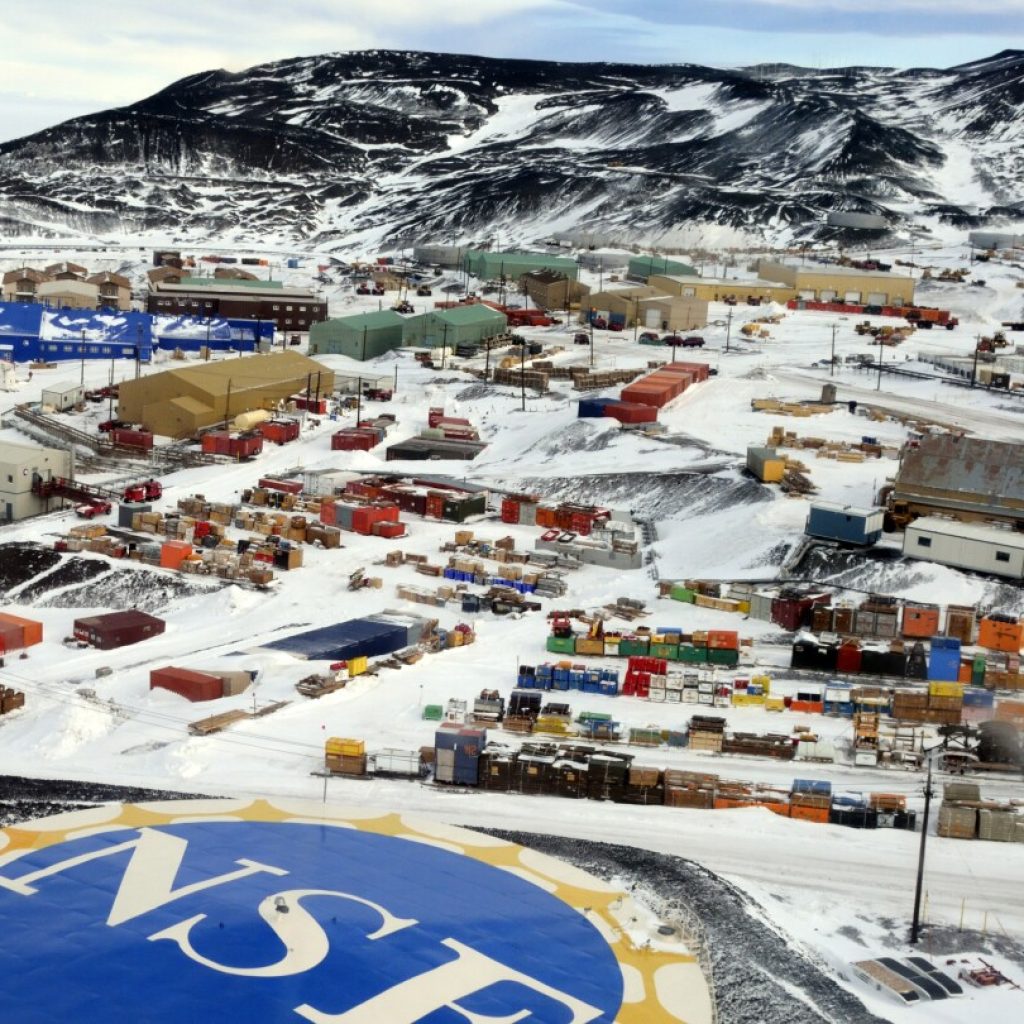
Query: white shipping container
[[904, 516, 1024, 579], [373, 749, 421, 776]]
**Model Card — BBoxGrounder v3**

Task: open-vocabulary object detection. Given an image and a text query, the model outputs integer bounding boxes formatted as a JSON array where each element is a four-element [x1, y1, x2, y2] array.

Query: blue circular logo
[[0, 821, 623, 1022]]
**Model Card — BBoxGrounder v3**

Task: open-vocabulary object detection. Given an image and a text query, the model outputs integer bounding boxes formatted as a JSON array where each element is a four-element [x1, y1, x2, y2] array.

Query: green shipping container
[[677, 645, 707, 663], [972, 654, 986, 686], [650, 643, 679, 660], [618, 638, 650, 657], [670, 585, 696, 603], [708, 648, 740, 667], [547, 635, 578, 655], [423, 704, 444, 721]]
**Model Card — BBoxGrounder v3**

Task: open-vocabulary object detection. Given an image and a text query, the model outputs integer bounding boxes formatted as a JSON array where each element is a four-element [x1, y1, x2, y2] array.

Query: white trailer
[[904, 516, 1024, 579]]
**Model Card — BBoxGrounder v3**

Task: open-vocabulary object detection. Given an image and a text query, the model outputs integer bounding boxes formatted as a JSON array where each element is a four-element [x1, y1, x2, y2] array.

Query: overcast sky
[[1, 0, 1021, 142]]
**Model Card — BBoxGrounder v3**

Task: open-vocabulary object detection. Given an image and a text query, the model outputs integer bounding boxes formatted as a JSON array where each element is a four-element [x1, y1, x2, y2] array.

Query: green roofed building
[[178, 277, 285, 290], [464, 250, 578, 281], [309, 310, 406, 360], [628, 255, 697, 281], [402, 305, 508, 349]]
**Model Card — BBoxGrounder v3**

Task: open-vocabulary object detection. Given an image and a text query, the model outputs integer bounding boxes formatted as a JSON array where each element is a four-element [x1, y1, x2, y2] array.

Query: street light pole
[[725, 309, 732, 353], [876, 337, 884, 391], [830, 323, 837, 377], [910, 753, 936, 944], [971, 336, 981, 388]]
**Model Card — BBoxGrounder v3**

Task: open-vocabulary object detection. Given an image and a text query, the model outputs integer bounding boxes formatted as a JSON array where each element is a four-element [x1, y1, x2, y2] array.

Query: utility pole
[[79, 329, 86, 392], [830, 323, 837, 377], [910, 754, 936, 944], [361, 325, 368, 364], [876, 338, 884, 391], [356, 375, 362, 425], [484, 336, 491, 382], [520, 342, 526, 412], [440, 322, 449, 370], [225, 380, 232, 429], [971, 336, 981, 388], [724, 309, 733, 353], [634, 297, 640, 342]]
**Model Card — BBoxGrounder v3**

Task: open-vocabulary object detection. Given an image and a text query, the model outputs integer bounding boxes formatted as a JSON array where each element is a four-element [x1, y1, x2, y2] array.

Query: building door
[[867, 292, 887, 306], [4, 503, 11, 522], [844, 291, 862, 304], [645, 308, 660, 328], [819, 290, 837, 301]]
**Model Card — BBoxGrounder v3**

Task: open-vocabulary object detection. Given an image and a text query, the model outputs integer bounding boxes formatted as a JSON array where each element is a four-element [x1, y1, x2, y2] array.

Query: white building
[[904, 516, 1024, 579], [0, 440, 72, 522]]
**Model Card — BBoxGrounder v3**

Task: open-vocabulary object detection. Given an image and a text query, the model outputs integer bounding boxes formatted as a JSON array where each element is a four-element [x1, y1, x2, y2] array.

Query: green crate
[[670, 585, 696, 603], [650, 643, 680, 660], [677, 644, 707, 663], [618, 639, 650, 657], [578, 711, 613, 723], [707, 647, 740, 667], [546, 635, 578, 655], [422, 704, 444, 721]]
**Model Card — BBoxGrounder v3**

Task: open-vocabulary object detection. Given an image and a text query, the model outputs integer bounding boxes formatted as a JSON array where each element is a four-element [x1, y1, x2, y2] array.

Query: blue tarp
[[264, 617, 410, 661]]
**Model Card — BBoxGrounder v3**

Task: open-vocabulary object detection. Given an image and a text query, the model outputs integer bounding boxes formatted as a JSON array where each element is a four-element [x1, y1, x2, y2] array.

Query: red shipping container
[[150, 667, 223, 702], [606, 402, 657, 424], [292, 395, 328, 414], [664, 362, 710, 382], [201, 431, 231, 455], [501, 498, 520, 523], [428, 407, 445, 427], [0, 622, 24, 652], [836, 642, 862, 674], [258, 477, 302, 494], [259, 420, 300, 444], [231, 434, 263, 459], [332, 430, 373, 451], [112, 428, 154, 450], [425, 494, 444, 519], [372, 521, 406, 539]]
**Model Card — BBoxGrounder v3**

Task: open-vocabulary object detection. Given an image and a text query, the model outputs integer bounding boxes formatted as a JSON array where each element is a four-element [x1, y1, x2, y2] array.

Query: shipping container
[[805, 503, 884, 546], [746, 446, 785, 483], [258, 419, 301, 445], [0, 612, 43, 649], [150, 666, 223, 702], [902, 604, 941, 638], [73, 610, 166, 649], [159, 540, 194, 570], [111, 427, 155, 450], [605, 402, 657, 424]]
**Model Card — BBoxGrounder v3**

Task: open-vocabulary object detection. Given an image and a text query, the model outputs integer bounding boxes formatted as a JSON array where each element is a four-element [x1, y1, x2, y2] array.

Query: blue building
[[0, 302, 274, 363]]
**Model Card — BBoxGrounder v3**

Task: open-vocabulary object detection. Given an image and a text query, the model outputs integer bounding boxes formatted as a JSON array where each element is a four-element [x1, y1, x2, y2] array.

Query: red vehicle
[[372, 285, 385, 296], [122, 479, 162, 502], [638, 331, 659, 343], [681, 335, 705, 348], [590, 316, 608, 330], [98, 419, 131, 433], [607, 321, 624, 332], [356, 284, 370, 295], [573, 332, 590, 345], [76, 500, 111, 519]]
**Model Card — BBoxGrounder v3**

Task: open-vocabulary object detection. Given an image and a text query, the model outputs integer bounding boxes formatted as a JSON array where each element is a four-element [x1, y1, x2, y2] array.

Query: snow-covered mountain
[[1, 49, 1022, 250]]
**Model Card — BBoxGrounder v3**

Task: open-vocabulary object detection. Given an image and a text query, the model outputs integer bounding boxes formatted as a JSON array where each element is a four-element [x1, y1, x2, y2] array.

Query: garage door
[[645, 308, 661, 328], [798, 290, 815, 300], [819, 290, 837, 301], [682, 287, 696, 297], [844, 291, 862, 304], [867, 291, 887, 305]]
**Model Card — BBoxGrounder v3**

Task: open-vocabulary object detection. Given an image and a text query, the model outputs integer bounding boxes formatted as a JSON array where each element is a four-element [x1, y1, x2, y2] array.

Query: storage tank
[[233, 409, 271, 431]]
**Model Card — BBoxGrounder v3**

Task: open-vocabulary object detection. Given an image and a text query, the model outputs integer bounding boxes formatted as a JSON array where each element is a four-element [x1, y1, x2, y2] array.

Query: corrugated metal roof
[[435, 305, 507, 325], [326, 310, 405, 330], [895, 436, 1024, 511]]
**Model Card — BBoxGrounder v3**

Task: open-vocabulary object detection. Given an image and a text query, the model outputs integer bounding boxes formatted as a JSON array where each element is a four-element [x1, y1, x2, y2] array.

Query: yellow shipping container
[[326, 737, 365, 756], [765, 696, 786, 712], [347, 656, 368, 678], [751, 673, 772, 695], [928, 681, 964, 698], [731, 693, 766, 706]]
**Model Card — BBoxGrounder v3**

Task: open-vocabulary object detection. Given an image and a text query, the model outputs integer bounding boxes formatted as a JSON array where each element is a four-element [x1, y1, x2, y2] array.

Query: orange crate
[[790, 804, 829, 824], [978, 618, 1023, 653], [902, 605, 940, 638]]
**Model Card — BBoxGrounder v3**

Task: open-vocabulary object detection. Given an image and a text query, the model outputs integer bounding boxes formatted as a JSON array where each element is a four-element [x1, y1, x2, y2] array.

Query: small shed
[[41, 384, 84, 412], [308, 310, 406, 360], [903, 517, 1024, 579]]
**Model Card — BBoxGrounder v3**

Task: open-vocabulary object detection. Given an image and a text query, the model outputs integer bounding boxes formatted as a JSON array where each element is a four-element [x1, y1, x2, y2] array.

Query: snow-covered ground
[[1, 240, 1023, 1021]]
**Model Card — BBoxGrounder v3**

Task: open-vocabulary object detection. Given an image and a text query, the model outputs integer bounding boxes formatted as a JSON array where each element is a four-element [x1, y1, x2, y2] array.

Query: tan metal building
[[36, 280, 99, 309], [0, 440, 72, 522], [45, 261, 88, 280], [649, 273, 795, 304], [522, 270, 591, 310], [583, 286, 707, 330], [117, 350, 335, 439], [636, 295, 708, 332], [756, 261, 916, 306]]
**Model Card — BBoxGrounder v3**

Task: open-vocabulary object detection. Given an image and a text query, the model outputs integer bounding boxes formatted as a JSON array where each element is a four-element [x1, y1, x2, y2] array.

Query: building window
[[996, 551, 1010, 563], [6, 475, 11, 483], [299, 306, 306, 312], [285, 319, 292, 325], [916, 536, 932, 548], [273, 305, 280, 311], [286, 306, 293, 312]]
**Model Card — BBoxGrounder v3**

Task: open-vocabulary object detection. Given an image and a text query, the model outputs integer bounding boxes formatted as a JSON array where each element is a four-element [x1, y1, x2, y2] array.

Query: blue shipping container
[[792, 779, 832, 796], [264, 617, 408, 661], [928, 647, 961, 682], [578, 399, 609, 418], [805, 504, 884, 546]]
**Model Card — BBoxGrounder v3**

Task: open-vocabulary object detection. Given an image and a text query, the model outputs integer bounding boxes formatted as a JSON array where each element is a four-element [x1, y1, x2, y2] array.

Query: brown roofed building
[[88, 271, 132, 310], [147, 266, 187, 286], [522, 269, 591, 311], [117, 350, 335, 439], [45, 261, 88, 280], [2, 267, 51, 302]]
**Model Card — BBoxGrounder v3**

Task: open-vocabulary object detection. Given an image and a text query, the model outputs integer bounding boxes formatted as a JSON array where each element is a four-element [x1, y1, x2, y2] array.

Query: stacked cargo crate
[[325, 737, 367, 776], [0, 687, 25, 715], [664, 770, 715, 808], [688, 715, 726, 753], [434, 727, 486, 785], [789, 779, 832, 823]]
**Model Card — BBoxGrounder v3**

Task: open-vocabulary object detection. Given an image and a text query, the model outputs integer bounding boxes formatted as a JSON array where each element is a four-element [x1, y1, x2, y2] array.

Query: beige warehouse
[[756, 261, 916, 306], [649, 274, 795, 304], [583, 286, 708, 331], [118, 351, 335, 439]]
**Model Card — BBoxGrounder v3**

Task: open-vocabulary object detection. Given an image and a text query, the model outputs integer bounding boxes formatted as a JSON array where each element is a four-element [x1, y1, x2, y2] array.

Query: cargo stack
[[663, 770, 716, 808], [790, 780, 832, 823], [325, 737, 367, 777], [688, 715, 726, 753], [201, 431, 264, 459], [434, 727, 486, 785], [258, 419, 301, 445], [0, 687, 25, 715], [586, 752, 631, 801], [892, 684, 963, 725]]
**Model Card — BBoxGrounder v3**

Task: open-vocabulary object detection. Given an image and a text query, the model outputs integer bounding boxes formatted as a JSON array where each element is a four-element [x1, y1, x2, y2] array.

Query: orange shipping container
[[160, 540, 194, 570], [958, 659, 973, 684], [902, 604, 940, 638], [707, 629, 740, 650], [789, 804, 829, 824], [0, 611, 43, 648], [978, 617, 1023, 653], [535, 506, 558, 527]]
